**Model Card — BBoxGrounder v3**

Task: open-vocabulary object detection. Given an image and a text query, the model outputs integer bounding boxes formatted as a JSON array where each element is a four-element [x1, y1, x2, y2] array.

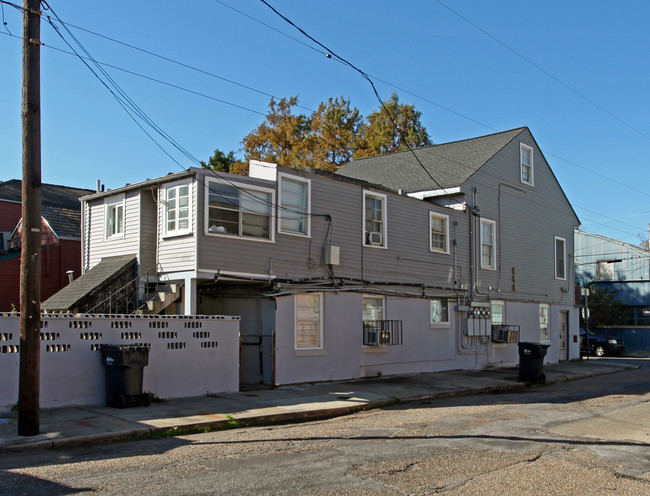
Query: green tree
[[231, 93, 431, 173], [201, 149, 239, 173], [241, 96, 312, 168], [308, 96, 363, 171], [584, 285, 624, 328], [355, 92, 431, 158]]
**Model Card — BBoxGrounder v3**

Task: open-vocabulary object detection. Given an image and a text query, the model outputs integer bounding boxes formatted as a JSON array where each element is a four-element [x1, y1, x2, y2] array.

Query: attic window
[[520, 143, 534, 186]]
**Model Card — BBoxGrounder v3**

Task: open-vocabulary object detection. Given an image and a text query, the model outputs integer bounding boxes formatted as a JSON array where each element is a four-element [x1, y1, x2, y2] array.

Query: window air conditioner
[[368, 232, 382, 245]]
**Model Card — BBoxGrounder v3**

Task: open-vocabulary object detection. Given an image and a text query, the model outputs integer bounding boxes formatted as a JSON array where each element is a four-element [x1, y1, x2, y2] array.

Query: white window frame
[[363, 295, 385, 322], [278, 173, 311, 237], [480, 218, 497, 270], [163, 181, 192, 237], [295, 293, 323, 350], [520, 143, 534, 186], [205, 179, 275, 242], [430, 299, 450, 328], [539, 304, 550, 343], [429, 212, 449, 254], [554, 236, 566, 280], [491, 300, 505, 326], [363, 190, 387, 248], [104, 195, 125, 240]]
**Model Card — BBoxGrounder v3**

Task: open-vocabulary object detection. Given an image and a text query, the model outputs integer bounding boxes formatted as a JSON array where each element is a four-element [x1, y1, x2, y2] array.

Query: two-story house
[[44, 127, 581, 389]]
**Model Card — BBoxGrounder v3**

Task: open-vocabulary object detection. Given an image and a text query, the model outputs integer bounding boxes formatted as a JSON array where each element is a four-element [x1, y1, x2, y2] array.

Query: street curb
[[0, 364, 636, 452]]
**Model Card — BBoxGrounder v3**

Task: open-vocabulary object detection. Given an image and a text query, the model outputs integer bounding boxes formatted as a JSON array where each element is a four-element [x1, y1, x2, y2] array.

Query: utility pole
[[18, 0, 42, 436]]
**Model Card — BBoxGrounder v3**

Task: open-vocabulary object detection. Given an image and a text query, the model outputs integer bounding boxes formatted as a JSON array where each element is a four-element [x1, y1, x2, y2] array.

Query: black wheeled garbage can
[[100, 344, 151, 408], [517, 342, 550, 383]]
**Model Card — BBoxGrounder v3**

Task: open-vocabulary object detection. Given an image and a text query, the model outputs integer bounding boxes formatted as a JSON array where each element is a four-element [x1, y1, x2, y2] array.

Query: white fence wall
[[0, 313, 240, 411]]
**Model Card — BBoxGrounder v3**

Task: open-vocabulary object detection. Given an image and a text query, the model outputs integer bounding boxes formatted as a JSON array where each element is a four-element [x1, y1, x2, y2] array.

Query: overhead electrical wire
[[258, 0, 450, 196], [434, 0, 650, 142], [2, 0, 646, 237]]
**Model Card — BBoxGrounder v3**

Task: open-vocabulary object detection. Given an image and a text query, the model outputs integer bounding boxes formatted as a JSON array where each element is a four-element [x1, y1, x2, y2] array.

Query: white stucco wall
[[0, 313, 240, 411]]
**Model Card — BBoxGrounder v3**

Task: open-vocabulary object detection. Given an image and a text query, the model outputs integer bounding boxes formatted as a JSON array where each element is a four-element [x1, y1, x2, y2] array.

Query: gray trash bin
[[100, 344, 151, 408], [517, 342, 550, 382]]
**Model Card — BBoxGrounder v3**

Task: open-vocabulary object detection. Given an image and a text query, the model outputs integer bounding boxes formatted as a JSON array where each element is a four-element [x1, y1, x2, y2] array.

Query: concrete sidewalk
[[0, 359, 634, 452]]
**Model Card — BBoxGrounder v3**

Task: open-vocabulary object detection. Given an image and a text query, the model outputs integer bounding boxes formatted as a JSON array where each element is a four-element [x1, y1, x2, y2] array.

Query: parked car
[[580, 328, 625, 357]]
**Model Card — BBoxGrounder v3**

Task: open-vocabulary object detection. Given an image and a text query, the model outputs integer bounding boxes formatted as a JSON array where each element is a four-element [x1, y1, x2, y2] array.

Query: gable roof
[[0, 180, 93, 238], [336, 128, 526, 193]]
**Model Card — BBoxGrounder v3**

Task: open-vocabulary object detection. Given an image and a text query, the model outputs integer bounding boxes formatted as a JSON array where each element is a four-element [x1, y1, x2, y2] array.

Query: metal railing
[[363, 320, 403, 346]]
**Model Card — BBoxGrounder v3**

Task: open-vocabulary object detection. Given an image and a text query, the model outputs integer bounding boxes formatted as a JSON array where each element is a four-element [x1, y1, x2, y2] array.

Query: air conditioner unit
[[368, 232, 382, 245]]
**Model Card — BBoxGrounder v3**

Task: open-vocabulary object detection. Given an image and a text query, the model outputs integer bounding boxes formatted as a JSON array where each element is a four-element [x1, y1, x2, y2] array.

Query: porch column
[[184, 277, 197, 315]]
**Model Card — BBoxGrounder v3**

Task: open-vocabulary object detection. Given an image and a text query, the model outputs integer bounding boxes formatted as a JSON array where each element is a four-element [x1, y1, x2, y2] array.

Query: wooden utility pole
[[18, 0, 42, 436]]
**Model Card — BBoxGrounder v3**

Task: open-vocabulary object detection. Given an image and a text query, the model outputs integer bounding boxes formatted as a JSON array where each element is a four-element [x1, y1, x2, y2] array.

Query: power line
[[258, 0, 450, 195], [48, 16, 316, 114], [433, 0, 650, 141]]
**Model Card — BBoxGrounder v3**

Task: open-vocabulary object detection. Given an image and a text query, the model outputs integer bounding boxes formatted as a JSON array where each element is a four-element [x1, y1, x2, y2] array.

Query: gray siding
[[157, 179, 196, 275], [195, 168, 468, 295], [138, 189, 158, 275], [459, 129, 579, 306], [85, 191, 141, 270]]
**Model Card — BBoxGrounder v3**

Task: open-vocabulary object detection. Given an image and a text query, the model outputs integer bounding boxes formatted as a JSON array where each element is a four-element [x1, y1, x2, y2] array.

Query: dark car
[[580, 329, 625, 357]]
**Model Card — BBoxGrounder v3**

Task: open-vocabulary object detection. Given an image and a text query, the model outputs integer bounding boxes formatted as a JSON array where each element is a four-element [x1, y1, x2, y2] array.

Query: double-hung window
[[520, 143, 534, 186], [363, 190, 387, 247], [105, 196, 124, 239], [295, 293, 322, 349], [206, 180, 274, 240], [430, 212, 449, 253], [539, 304, 550, 342], [491, 301, 505, 326], [480, 219, 496, 270], [430, 299, 450, 327], [279, 174, 310, 236], [164, 183, 191, 236], [554, 236, 566, 280]]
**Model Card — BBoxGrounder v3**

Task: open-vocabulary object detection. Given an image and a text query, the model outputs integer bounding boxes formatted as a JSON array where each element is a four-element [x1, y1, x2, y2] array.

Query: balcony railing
[[363, 320, 403, 346], [491, 324, 520, 343]]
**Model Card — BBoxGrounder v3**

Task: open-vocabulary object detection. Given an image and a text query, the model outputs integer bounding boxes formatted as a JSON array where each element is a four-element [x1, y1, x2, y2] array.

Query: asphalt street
[[1, 357, 648, 495]]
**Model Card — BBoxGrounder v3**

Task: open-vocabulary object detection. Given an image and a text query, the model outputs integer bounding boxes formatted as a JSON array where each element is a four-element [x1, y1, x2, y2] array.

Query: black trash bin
[[100, 344, 151, 408], [517, 342, 550, 382]]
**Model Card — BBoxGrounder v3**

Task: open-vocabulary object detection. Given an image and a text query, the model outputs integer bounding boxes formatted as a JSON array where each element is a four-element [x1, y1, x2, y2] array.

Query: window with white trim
[[430, 212, 449, 253], [480, 219, 496, 270], [539, 304, 550, 342], [363, 191, 386, 247], [430, 299, 450, 327], [279, 174, 310, 236], [105, 197, 124, 239], [295, 293, 322, 349], [555, 236, 566, 280], [164, 183, 191, 236], [491, 301, 505, 326], [520, 143, 534, 186], [363, 295, 384, 322], [206, 180, 274, 240]]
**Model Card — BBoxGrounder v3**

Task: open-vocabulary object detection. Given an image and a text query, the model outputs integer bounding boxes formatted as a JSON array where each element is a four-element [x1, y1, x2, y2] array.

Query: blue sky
[[1, 1, 649, 245]]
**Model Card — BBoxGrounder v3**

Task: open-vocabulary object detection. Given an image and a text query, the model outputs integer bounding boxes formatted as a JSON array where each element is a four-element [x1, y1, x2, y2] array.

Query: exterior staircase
[[138, 283, 181, 315]]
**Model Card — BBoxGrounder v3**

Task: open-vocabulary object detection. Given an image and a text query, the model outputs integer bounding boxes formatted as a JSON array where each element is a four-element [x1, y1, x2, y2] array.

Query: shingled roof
[[42, 254, 137, 312], [337, 128, 526, 193], [0, 180, 93, 238]]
